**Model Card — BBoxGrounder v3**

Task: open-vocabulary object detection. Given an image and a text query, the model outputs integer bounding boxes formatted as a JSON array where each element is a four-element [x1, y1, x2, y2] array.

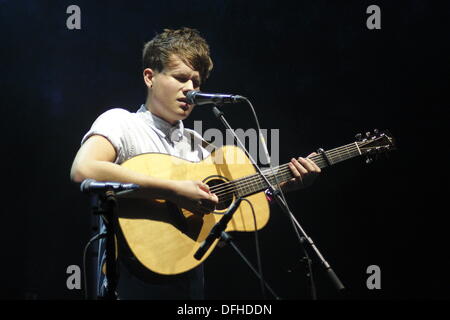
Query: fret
[[346, 149, 352, 160], [233, 165, 291, 198], [349, 144, 358, 158], [336, 148, 343, 162], [234, 183, 241, 198], [250, 180, 256, 193], [344, 145, 351, 161], [328, 143, 357, 165], [230, 141, 365, 198], [311, 155, 325, 169], [330, 148, 342, 164], [321, 149, 335, 167]]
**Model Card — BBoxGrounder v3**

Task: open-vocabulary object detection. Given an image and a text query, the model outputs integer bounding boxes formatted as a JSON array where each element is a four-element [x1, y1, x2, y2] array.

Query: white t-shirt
[[82, 105, 209, 299], [82, 105, 209, 164]]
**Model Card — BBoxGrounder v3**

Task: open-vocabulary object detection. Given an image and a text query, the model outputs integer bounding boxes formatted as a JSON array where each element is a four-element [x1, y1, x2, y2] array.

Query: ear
[[143, 68, 155, 89]]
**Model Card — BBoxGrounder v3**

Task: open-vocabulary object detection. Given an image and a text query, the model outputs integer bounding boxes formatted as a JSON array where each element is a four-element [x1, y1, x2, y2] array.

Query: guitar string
[[193, 165, 292, 212], [195, 166, 308, 212], [213, 166, 301, 202], [209, 164, 302, 198], [212, 142, 378, 202], [207, 160, 331, 204], [208, 143, 360, 196], [195, 140, 385, 211], [199, 141, 388, 210], [208, 142, 357, 194], [208, 141, 378, 200], [213, 164, 295, 195], [207, 145, 357, 198], [208, 139, 382, 196]]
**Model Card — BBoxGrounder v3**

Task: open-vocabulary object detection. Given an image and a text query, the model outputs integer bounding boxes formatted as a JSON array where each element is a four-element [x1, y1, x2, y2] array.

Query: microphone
[[194, 197, 242, 260], [186, 90, 245, 106], [80, 179, 140, 194]]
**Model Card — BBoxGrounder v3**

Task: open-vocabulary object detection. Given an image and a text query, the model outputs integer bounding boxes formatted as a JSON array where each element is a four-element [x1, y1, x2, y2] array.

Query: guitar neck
[[232, 142, 362, 198]]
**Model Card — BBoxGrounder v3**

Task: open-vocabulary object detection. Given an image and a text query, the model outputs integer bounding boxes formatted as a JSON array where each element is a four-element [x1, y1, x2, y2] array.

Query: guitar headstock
[[355, 129, 396, 163]]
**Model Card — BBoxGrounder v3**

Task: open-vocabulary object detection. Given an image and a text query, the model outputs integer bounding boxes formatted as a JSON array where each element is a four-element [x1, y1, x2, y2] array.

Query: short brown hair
[[143, 27, 213, 83]]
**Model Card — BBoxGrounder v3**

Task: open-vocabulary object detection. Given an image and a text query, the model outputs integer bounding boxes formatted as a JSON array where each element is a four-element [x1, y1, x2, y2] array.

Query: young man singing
[[71, 27, 320, 299]]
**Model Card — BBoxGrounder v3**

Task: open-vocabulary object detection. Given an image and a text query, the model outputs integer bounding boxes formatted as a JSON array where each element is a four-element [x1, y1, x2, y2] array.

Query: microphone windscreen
[[186, 90, 198, 105]]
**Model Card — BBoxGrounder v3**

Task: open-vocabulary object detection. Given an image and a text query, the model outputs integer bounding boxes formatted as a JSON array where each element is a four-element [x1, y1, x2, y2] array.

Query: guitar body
[[117, 145, 270, 275], [103, 129, 395, 277]]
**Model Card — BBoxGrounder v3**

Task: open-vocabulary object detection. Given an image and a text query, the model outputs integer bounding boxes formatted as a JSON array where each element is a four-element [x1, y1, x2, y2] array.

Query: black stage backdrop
[[0, 0, 448, 300]]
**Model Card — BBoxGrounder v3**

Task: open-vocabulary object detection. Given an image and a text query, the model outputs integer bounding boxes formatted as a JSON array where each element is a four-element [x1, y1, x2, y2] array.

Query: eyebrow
[[174, 71, 198, 78], [174, 72, 201, 84]]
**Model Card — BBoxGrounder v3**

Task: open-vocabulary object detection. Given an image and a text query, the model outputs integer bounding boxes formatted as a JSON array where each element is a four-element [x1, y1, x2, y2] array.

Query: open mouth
[[177, 98, 190, 110]]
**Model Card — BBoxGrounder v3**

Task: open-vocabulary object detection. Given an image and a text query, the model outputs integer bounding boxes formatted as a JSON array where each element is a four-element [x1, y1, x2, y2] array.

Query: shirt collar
[[137, 105, 184, 142]]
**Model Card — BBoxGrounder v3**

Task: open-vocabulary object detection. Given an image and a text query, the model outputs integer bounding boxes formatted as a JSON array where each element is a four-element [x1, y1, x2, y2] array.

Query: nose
[[183, 79, 195, 92]]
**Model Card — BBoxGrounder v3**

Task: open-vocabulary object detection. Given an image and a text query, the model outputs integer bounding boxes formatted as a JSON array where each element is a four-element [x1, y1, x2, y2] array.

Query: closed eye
[[174, 76, 200, 88], [174, 76, 188, 82]]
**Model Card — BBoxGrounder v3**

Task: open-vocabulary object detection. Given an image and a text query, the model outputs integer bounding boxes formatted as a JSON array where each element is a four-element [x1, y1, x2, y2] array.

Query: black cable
[[243, 97, 318, 299], [241, 198, 266, 299], [83, 232, 106, 300]]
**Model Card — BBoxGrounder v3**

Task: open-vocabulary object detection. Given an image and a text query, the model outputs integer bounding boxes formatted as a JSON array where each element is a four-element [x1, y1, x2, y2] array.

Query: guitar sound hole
[[206, 178, 234, 211]]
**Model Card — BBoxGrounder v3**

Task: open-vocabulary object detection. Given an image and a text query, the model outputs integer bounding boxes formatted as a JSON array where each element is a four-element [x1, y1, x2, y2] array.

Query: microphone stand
[[212, 105, 345, 299], [220, 231, 280, 300], [91, 189, 119, 300], [194, 197, 280, 299]]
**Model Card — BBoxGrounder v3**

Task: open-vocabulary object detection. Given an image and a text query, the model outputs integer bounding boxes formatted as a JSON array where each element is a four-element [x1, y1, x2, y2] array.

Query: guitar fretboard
[[228, 142, 362, 198]]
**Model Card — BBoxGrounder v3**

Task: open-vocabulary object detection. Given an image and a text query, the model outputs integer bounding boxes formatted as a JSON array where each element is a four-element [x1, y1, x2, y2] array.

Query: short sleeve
[[81, 108, 130, 163]]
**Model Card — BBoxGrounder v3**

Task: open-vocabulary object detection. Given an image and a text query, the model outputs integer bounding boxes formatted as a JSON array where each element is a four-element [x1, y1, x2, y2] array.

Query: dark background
[[1, 0, 448, 300]]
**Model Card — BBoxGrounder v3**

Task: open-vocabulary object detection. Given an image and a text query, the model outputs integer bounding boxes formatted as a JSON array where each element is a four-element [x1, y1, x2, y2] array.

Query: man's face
[[146, 54, 201, 124]]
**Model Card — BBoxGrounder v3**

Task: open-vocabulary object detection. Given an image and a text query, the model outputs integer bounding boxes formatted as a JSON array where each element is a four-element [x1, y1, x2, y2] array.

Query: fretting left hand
[[281, 152, 321, 192]]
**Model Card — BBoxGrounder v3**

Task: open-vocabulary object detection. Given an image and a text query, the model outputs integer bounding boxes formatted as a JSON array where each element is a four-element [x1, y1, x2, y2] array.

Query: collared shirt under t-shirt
[[81, 105, 209, 300]]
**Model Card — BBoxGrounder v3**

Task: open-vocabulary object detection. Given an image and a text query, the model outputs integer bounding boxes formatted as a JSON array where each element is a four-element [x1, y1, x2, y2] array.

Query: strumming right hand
[[168, 180, 219, 216]]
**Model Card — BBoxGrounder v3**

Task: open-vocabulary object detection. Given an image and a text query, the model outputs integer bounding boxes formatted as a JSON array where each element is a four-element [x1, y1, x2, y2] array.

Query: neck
[[144, 100, 178, 126], [227, 142, 362, 198]]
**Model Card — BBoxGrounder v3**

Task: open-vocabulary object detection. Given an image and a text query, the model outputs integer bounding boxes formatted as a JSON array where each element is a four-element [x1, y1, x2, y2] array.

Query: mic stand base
[[220, 231, 281, 300], [271, 190, 345, 292]]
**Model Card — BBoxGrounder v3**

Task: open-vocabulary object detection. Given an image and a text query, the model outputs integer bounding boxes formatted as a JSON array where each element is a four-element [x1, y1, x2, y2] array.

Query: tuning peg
[[355, 133, 362, 141], [365, 131, 371, 138], [365, 157, 373, 164], [374, 129, 379, 136]]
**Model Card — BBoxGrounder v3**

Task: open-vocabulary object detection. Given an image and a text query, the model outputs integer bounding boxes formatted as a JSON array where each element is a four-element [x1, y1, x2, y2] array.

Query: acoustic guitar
[[116, 130, 395, 275]]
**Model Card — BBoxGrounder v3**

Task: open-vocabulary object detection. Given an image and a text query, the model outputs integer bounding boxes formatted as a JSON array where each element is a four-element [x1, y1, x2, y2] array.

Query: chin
[[178, 107, 192, 118], [168, 110, 190, 123]]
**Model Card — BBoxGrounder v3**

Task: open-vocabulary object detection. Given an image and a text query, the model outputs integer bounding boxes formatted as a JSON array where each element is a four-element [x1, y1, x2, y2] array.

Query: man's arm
[[70, 135, 218, 214]]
